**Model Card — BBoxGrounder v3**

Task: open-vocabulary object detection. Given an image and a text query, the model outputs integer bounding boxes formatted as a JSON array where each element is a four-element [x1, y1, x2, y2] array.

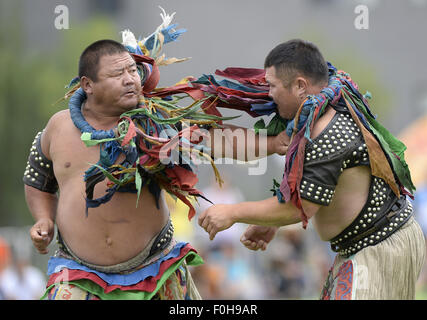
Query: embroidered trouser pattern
[[321, 217, 426, 300]]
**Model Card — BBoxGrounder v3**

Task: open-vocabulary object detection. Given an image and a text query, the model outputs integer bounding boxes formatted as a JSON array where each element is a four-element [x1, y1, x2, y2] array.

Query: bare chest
[[49, 120, 103, 183]]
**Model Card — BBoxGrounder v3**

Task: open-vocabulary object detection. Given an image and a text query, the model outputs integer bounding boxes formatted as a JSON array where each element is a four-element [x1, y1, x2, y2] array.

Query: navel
[[64, 162, 71, 168], [106, 237, 113, 247]]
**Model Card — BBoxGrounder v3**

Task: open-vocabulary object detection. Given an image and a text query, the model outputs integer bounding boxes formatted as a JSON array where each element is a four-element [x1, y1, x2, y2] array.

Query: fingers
[[275, 130, 290, 155], [278, 146, 289, 156], [198, 210, 219, 240], [209, 229, 217, 241], [198, 205, 233, 241], [206, 224, 214, 240], [30, 228, 49, 254], [30, 219, 53, 254], [204, 219, 218, 241], [240, 227, 268, 251], [198, 210, 208, 229], [198, 209, 210, 237], [240, 238, 266, 251], [198, 208, 216, 237], [258, 240, 267, 251]]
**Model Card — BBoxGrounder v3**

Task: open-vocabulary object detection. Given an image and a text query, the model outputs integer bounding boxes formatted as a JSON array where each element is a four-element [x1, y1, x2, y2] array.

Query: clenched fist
[[240, 225, 278, 251], [30, 218, 54, 254]]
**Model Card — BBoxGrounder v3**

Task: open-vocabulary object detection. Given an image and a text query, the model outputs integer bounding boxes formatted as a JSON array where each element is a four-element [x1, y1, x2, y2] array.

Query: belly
[[56, 178, 170, 266], [313, 166, 371, 241]]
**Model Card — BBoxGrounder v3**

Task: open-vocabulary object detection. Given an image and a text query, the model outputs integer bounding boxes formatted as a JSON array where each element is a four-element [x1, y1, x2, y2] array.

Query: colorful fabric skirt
[[320, 217, 425, 300], [42, 241, 203, 300]]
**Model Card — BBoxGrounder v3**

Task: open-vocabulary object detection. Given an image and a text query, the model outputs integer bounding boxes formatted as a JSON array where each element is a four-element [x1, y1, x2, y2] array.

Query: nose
[[122, 70, 135, 85]]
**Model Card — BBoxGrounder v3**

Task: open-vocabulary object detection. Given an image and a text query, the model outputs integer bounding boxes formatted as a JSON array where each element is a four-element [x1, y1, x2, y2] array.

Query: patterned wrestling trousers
[[320, 217, 426, 300]]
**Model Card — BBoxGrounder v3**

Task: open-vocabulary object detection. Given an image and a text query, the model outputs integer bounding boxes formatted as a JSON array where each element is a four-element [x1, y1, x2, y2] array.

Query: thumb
[[38, 220, 51, 238]]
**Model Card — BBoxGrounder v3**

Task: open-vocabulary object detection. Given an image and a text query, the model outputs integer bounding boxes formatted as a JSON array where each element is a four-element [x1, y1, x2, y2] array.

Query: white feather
[[121, 29, 138, 49], [158, 6, 176, 31], [140, 7, 176, 46]]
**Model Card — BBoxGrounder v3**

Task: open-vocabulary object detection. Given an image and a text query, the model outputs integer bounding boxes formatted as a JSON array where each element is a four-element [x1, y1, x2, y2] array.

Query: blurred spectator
[[414, 184, 427, 299], [414, 185, 427, 236], [190, 175, 267, 299], [0, 236, 11, 272], [0, 247, 45, 300], [264, 224, 307, 299], [202, 227, 267, 299], [250, 223, 332, 299], [188, 260, 224, 300], [0, 236, 12, 299]]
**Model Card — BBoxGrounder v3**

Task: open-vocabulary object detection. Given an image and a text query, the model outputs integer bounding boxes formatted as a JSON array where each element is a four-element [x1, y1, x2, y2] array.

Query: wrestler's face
[[84, 52, 142, 113], [265, 66, 307, 120]]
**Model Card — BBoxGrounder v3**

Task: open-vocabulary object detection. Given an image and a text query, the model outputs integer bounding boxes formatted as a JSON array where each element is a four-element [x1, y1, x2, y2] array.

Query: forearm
[[231, 197, 301, 227], [208, 124, 276, 161], [24, 185, 58, 222]]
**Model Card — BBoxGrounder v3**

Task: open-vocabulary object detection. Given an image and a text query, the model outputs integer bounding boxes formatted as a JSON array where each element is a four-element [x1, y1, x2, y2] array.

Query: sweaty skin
[[26, 52, 169, 266]]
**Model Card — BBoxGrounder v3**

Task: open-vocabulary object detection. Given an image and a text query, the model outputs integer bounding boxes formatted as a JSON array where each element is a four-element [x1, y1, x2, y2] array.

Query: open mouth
[[123, 90, 136, 97]]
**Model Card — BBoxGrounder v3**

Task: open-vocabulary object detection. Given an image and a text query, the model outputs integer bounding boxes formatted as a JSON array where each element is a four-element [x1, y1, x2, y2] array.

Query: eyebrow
[[111, 62, 137, 73]]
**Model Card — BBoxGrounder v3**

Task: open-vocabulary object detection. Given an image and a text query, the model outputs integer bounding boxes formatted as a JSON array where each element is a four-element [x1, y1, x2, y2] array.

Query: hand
[[271, 130, 290, 156], [30, 218, 54, 254], [198, 204, 235, 240], [240, 225, 278, 251]]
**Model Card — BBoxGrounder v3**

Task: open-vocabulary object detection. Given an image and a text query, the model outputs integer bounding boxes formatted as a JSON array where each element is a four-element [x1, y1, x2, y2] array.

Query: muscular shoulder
[[41, 109, 71, 158], [46, 109, 71, 130]]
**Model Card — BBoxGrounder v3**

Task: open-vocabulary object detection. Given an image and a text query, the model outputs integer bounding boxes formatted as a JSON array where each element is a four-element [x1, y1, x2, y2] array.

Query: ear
[[80, 76, 94, 95], [293, 76, 308, 100]]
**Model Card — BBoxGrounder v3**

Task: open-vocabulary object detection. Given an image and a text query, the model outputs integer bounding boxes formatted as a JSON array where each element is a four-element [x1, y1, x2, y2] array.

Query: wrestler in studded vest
[[299, 99, 413, 257]]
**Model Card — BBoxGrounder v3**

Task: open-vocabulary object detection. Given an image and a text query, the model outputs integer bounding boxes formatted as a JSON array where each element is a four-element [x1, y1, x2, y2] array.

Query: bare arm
[[198, 196, 321, 240], [25, 185, 57, 254], [25, 121, 58, 254], [25, 185, 57, 222], [207, 124, 289, 161]]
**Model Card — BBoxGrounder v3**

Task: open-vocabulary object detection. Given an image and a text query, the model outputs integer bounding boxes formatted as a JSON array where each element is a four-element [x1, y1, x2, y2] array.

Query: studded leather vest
[[299, 100, 413, 257], [23, 131, 58, 194]]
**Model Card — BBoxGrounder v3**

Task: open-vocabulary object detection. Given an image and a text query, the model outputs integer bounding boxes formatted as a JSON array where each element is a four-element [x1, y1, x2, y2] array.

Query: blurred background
[[1, 0, 427, 299]]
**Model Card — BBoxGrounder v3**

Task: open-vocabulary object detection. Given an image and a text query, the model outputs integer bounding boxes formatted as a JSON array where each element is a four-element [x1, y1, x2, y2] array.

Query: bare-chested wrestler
[[23, 38, 209, 300], [23, 36, 287, 300]]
